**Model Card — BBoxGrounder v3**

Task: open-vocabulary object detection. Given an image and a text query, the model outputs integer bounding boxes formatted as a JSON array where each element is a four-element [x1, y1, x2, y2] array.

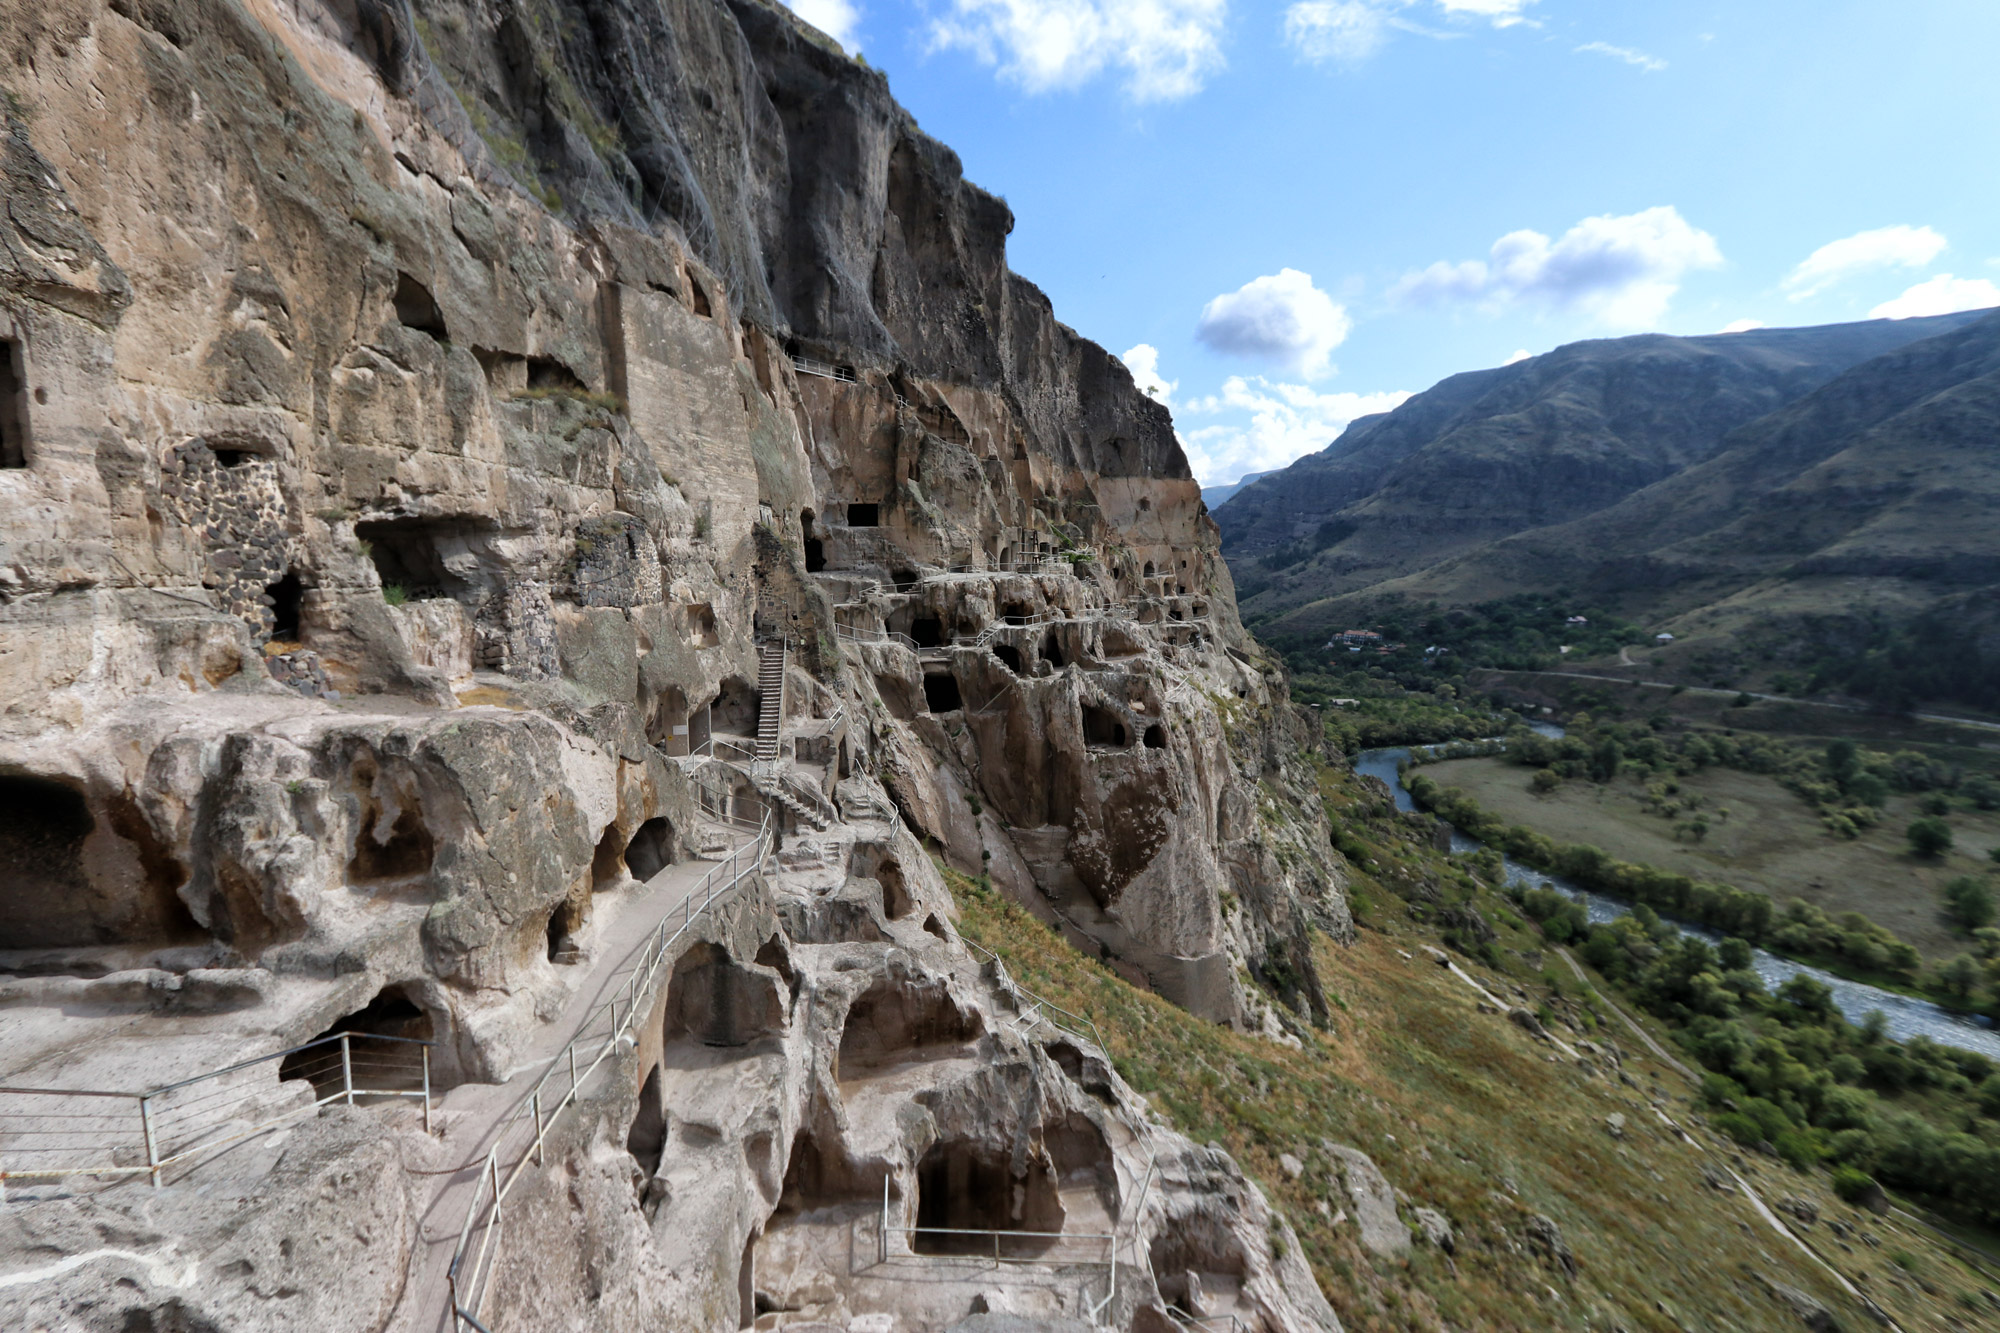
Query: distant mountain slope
[[1218, 312, 1989, 624], [1201, 470, 1271, 510]]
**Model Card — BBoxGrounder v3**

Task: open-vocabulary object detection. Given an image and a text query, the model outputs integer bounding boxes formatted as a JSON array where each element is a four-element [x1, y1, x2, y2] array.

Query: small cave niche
[[627, 1064, 667, 1184], [211, 446, 258, 468], [1142, 562, 1155, 578], [354, 517, 484, 603], [0, 336, 30, 468], [685, 603, 719, 648], [265, 569, 304, 640], [836, 969, 983, 1077], [526, 356, 585, 393], [876, 857, 913, 919], [688, 277, 713, 318], [890, 568, 919, 592], [592, 825, 627, 889], [647, 685, 690, 753], [1143, 724, 1168, 750], [349, 802, 435, 883], [991, 644, 1024, 676], [546, 892, 587, 963], [1042, 631, 1066, 669], [922, 913, 949, 943], [279, 982, 435, 1097], [662, 942, 786, 1048], [914, 1139, 1063, 1256], [1138, 497, 1151, 512], [712, 676, 759, 734], [625, 817, 676, 882], [1000, 600, 1035, 623], [846, 503, 879, 527], [1149, 1219, 1249, 1312], [922, 672, 962, 714], [800, 509, 826, 573], [910, 616, 945, 649], [774, 1128, 879, 1219], [1082, 704, 1130, 749], [393, 272, 449, 341]]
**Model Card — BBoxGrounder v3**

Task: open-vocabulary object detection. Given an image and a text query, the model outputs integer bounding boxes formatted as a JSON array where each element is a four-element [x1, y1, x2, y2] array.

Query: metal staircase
[[755, 640, 785, 762]]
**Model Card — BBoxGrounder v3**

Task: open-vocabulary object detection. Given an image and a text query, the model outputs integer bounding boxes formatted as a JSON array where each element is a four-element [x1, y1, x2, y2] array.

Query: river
[[1352, 744, 2000, 1059]]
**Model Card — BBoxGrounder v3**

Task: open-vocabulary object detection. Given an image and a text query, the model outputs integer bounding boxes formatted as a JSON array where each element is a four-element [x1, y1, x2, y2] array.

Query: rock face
[[0, 0, 1344, 1329]]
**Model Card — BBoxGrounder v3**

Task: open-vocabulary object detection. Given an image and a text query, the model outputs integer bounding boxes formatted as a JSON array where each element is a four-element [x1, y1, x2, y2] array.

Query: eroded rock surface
[[0, 0, 1345, 1328]]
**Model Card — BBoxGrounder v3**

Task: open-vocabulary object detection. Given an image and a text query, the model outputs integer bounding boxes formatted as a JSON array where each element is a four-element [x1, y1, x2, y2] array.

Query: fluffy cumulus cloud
[[1870, 273, 2000, 320], [785, 0, 862, 50], [1195, 269, 1351, 378], [1284, 0, 1530, 63], [1576, 41, 1665, 71], [1719, 318, 1766, 333], [1119, 344, 1177, 406], [1784, 225, 1947, 302], [930, 0, 1226, 100], [1390, 206, 1722, 328], [1180, 378, 1412, 485], [1504, 348, 1532, 365]]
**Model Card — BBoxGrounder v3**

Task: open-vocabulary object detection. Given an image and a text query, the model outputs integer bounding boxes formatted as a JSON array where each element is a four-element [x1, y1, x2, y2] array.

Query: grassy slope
[[1422, 755, 2000, 963], [947, 765, 1998, 1331]]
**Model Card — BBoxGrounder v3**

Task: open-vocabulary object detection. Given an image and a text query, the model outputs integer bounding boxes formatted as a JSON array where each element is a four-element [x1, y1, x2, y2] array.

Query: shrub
[[1830, 1166, 1879, 1205], [1906, 817, 1953, 858], [1942, 876, 1995, 930], [1530, 768, 1561, 794], [382, 583, 408, 607]]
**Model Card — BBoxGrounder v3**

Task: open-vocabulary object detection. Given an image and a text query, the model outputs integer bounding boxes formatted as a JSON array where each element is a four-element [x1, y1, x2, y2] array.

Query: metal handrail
[[962, 940, 1105, 1054], [447, 815, 772, 1331], [790, 355, 857, 384], [0, 1030, 433, 1196]]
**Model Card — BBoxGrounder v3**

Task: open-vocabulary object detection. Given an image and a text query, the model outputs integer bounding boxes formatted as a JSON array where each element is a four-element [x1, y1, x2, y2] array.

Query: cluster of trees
[[1406, 773, 2000, 1010], [1788, 608, 2000, 714], [1287, 671, 1520, 753], [1520, 899, 2000, 1224]]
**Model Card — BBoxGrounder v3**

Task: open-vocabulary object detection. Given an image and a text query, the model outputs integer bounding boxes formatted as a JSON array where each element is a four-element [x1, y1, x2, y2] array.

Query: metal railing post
[[531, 1092, 544, 1166], [881, 1174, 888, 1264], [139, 1095, 161, 1189], [422, 1045, 433, 1134], [341, 1034, 354, 1106], [569, 1045, 578, 1097]]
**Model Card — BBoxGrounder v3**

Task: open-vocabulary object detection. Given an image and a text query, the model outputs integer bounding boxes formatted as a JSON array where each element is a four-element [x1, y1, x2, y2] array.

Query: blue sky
[[783, 0, 2000, 485]]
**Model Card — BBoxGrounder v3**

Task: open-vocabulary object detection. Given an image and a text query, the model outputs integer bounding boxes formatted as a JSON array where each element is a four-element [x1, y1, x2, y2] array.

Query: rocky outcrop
[[0, 0, 1344, 1328]]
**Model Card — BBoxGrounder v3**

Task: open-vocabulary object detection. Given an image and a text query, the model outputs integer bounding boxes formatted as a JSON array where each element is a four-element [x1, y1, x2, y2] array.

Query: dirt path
[[390, 835, 761, 1333], [1552, 947, 1698, 1084]]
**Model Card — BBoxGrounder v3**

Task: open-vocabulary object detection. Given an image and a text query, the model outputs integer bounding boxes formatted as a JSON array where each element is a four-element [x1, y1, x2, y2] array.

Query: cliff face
[[0, 1, 1344, 1328]]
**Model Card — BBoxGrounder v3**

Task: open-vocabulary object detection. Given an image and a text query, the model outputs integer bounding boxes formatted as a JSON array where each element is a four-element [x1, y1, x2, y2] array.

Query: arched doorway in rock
[[647, 685, 690, 754], [661, 942, 787, 1049], [625, 817, 676, 882], [279, 981, 437, 1097], [801, 509, 826, 573], [547, 889, 587, 964], [913, 1138, 1063, 1256], [1082, 704, 1129, 749], [836, 968, 982, 1078], [712, 676, 759, 737]]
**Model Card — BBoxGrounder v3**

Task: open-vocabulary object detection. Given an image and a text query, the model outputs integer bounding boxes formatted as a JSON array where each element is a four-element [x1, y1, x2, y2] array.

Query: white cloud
[[1283, 0, 1527, 64], [1390, 206, 1722, 329], [1576, 41, 1665, 71], [786, 0, 863, 50], [1719, 318, 1766, 333], [1120, 343, 1177, 406], [1195, 269, 1351, 378], [1783, 225, 1947, 302], [1869, 273, 2000, 320], [930, 0, 1226, 100], [1504, 348, 1532, 364], [1180, 377, 1412, 485]]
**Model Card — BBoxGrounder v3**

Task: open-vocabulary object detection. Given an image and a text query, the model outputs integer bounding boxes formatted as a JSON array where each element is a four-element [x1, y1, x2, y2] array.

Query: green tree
[[1907, 817, 1954, 858], [1942, 877, 1996, 931], [1591, 736, 1624, 783], [1937, 954, 1982, 999]]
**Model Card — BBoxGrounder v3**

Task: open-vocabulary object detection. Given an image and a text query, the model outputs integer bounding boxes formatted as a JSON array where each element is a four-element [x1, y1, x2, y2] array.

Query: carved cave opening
[[0, 775, 200, 950], [687, 603, 719, 648], [846, 503, 879, 527], [661, 942, 786, 1048], [1082, 704, 1129, 749], [354, 517, 488, 603], [280, 981, 435, 1097], [348, 802, 435, 884], [876, 857, 913, 919], [393, 273, 449, 341], [712, 676, 759, 735], [625, 817, 676, 882], [0, 336, 29, 468], [801, 509, 825, 573], [1149, 1218, 1249, 1311], [891, 567, 919, 592], [992, 644, 1023, 675], [1144, 724, 1167, 749], [922, 672, 962, 714], [836, 971, 982, 1076], [1043, 631, 1066, 669], [914, 1138, 1063, 1256], [265, 569, 304, 640], [910, 616, 945, 649], [546, 891, 587, 963], [647, 685, 690, 752]]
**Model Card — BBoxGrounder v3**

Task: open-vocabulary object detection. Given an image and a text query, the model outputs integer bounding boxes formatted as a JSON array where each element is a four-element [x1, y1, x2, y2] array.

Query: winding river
[[1353, 744, 2000, 1059]]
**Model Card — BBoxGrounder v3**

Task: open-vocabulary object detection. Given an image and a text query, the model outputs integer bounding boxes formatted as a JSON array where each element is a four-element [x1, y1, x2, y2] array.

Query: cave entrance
[[910, 616, 945, 649], [922, 673, 962, 714], [265, 569, 304, 640], [628, 1064, 666, 1182], [279, 982, 435, 1098], [836, 969, 982, 1078], [992, 644, 1023, 676], [687, 603, 719, 648], [661, 942, 786, 1048], [1043, 631, 1066, 669], [625, 817, 676, 882], [349, 802, 434, 883], [1143, 724, 1167, 749], [712, 677, 759, 736], [846, 503, 879, 527], [547, 891, 587, 964], [0, 775, 201, 951], [1083, 704, 1129, 749], [913, 1139, 1062, 1256], [648, 685, 690, 754], [354, 517, 487, 604], [876, 857, 913, 919], [890, 568, 918, 592], [801, 509, 826, 573], [0, 335, 29, 469], [393, 273, 449, 341]]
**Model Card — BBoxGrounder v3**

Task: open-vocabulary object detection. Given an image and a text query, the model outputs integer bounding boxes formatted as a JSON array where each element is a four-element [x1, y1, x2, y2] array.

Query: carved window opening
[[1082, 704, 1129, 749], [546, 892, 586, 963], [0, 337, 29, 468], [266, 569, 304, 640], [845, 503, 879, 527], [876, 857, 913, 919], [910, 616, 944, 648], [1143, 724, 1167, 750], [625, 816, 676, 881], [687, 603, 719, 648], [800, 508, 826, 572], [922, 672, 961, 714], [355, 517, 484, 603], [393, 272, 449, 341], [349, 803, 434, 883]]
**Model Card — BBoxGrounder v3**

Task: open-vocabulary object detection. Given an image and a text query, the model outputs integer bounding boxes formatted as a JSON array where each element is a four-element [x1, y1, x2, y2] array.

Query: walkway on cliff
[[390, 835, 762, 1333]]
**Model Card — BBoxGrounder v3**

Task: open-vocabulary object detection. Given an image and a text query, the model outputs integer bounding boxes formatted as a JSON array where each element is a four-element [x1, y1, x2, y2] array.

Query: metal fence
[[447, 816, 771, 1331], [0, 1031, 432, 1199]]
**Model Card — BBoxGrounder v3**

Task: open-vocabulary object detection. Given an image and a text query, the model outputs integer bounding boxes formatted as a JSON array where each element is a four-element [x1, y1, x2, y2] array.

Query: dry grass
[[945, 767, 1996, 1330], [1424, 755, 2000, 961]]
